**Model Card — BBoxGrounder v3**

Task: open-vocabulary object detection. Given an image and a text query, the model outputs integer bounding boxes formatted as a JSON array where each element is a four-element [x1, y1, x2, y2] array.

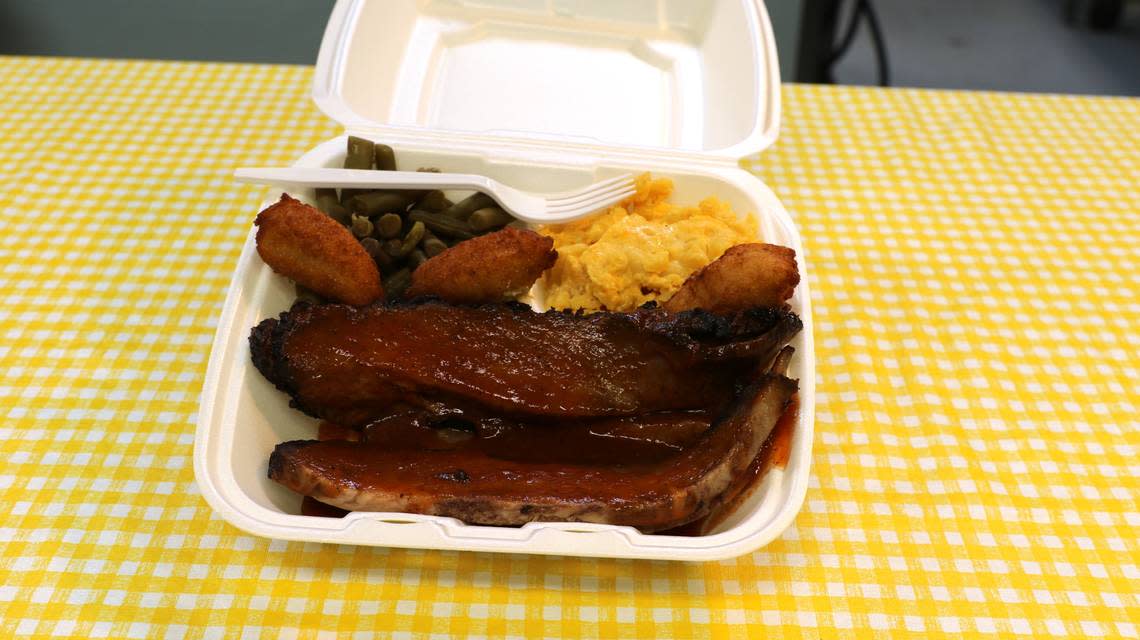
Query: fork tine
[[555, 180, 635, 202], [557, 178, 635, 205], [566, 173, 634, 195], [549, 179, 636, 209], [547, 187, 636, 213], [548, 184, 636, 210], [590, 173, 636, 191], [550, 175, 636, 206]]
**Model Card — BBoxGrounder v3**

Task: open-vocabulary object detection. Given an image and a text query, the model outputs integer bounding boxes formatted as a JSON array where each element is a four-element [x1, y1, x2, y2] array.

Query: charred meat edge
[[250, 299, 802, 422]]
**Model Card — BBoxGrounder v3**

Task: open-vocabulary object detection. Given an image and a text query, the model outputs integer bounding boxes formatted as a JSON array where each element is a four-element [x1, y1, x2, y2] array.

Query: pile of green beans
[[311, 136, 520, 300]]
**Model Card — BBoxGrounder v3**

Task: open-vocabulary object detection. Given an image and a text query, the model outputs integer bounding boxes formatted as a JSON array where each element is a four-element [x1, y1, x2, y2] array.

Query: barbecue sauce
[[299, 399, 796, 532], [661, 397, 798, 536], [300, 496, 349, 518]]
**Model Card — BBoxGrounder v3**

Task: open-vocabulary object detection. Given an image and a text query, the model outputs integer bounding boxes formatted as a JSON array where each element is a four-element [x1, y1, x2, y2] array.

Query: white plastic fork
[[233, 167, 636, 224]]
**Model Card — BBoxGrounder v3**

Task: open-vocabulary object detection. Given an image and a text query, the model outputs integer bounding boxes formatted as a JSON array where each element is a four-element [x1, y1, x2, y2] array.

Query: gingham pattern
[[0, 56, 1137, 638]]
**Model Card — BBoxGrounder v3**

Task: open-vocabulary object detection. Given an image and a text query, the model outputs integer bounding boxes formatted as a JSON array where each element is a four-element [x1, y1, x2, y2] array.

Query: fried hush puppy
[[405, 227, 556, 304], [664, 243, 799, 314], [254, 194, 383, 306]]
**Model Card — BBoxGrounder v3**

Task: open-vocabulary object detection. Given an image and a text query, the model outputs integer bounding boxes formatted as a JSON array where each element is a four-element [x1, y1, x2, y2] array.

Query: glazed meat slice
[[269, 348, 798, 531], [358, 410, 715, 466], [250, 300, 801, 427]]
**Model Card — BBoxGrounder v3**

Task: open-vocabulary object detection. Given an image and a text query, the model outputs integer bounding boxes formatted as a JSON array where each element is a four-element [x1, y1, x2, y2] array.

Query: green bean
[[350, 214, 373, 238], [358, 237, 393, 271], [422, 229, 447, 257], [417, 190, 453, 213], [408, 209, 475, 240], [375, 213, 403, 239], [397, 221, 426, 257], [403, 168, 442, 201], [350, 191, 413, 216], [468, 206, 513, 232], [505, 220, 529, 230], [329, 202, 353, 225], [442, 192, 495, 221], [374, 144, 396, 171], [359, 236, 381, 259], [383, 267, 412, 299], [408, 249, 428, 271], [344, 136, 374, 169], [382, 238, 404, 260], [315, 190, 351, 225], [341, 136, 375, 203]]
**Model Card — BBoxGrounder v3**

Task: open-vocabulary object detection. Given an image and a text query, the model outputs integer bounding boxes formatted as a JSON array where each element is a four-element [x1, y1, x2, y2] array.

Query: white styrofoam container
[[195, 0, 815, 561]]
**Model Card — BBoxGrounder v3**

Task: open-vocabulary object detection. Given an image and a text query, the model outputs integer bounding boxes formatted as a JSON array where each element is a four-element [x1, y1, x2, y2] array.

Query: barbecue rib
[[250, 300, 801, 427], [269, 348, 798, 531]]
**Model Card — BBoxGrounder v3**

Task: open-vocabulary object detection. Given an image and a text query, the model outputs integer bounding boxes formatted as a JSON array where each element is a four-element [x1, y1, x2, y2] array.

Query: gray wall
[[0, 0, 804, 74], [766, 0, 803, 81], [0, 0, 334, 64]]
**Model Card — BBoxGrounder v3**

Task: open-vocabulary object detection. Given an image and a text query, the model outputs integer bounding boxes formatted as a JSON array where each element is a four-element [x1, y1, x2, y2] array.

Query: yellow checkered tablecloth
[[0, 55, 1137, 638]]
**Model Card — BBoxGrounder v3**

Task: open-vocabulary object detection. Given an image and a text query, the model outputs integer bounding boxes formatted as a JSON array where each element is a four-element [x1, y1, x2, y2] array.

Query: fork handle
[[234, 167, 497, 192]]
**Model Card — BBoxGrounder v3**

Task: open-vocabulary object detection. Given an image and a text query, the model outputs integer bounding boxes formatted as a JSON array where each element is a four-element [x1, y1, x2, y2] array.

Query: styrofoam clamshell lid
[[313, 0, 781, 163]]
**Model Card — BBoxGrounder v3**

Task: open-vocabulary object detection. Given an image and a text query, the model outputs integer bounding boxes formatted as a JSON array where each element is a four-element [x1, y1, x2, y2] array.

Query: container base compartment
[[195, 137, 815, 561]]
